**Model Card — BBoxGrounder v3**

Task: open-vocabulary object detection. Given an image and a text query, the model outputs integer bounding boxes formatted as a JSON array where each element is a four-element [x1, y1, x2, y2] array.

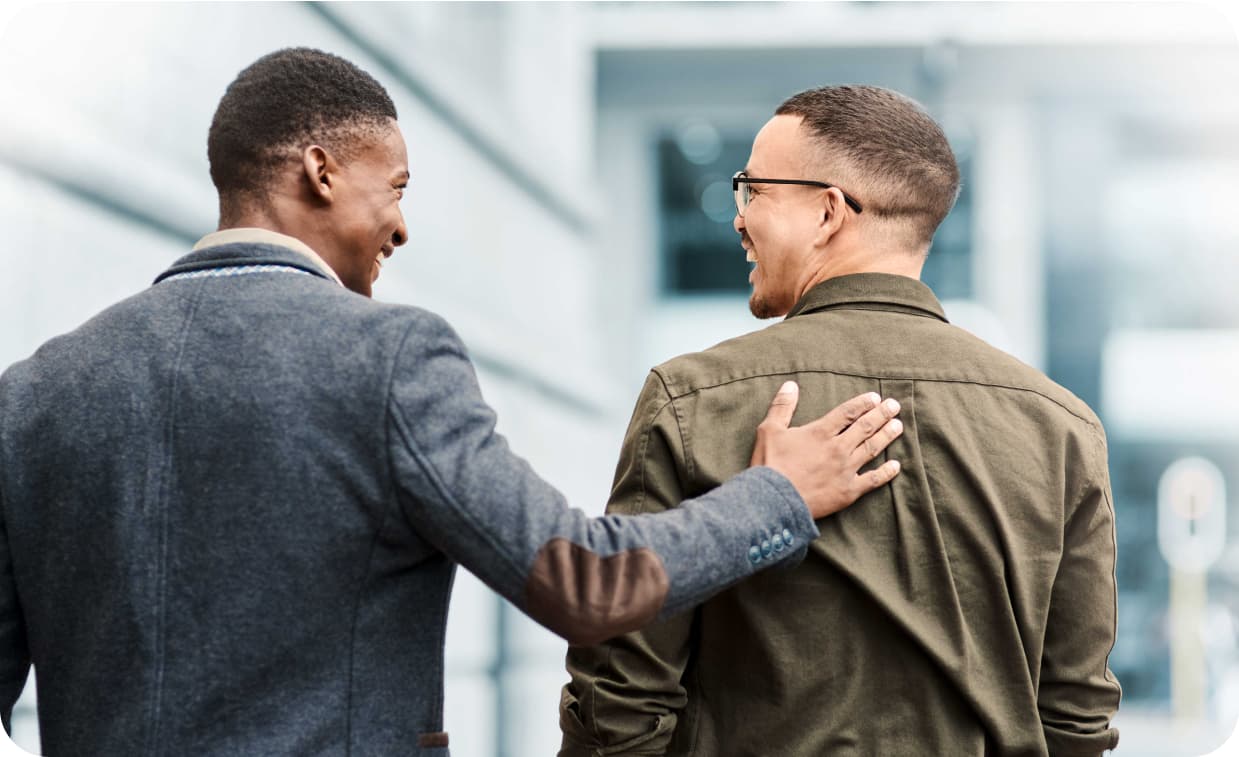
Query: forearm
[[390, 313, 817, 645]]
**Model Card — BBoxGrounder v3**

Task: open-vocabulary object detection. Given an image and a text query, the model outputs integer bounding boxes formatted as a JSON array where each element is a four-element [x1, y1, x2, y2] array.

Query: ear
[[301, 145, 336, 204], [812, 186, 848, 248]]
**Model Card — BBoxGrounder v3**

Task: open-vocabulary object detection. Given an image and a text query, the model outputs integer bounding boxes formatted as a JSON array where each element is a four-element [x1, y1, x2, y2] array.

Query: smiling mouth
[[372, 248, 392, 283]]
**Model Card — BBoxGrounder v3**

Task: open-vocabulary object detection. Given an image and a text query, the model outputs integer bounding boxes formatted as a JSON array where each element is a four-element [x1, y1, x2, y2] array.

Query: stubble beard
[[749, 292, 778, 319]]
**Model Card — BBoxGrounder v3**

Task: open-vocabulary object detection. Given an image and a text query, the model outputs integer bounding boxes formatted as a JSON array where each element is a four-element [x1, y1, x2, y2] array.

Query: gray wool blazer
[[0, 241, 818, 757]]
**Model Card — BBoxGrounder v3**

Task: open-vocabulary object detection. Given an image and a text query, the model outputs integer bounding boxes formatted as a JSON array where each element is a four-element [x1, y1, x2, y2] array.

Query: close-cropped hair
[[208, 47, 397, 215], [776, 85, 960, 248]]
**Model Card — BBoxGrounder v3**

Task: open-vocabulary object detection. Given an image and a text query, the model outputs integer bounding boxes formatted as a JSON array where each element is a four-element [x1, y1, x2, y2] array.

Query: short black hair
[[207, 47, 397, 213]]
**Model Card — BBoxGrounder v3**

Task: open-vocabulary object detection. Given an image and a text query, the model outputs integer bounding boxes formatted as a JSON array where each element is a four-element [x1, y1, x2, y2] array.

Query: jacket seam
[[792, 302, 945, 321], [662, 370, 1099, 429], [652, 371, 693, 490], [145, 279, 206, 757], [386, 321, 526, 583], [341, 316, 418, 756], [388, 411, 527, 581]]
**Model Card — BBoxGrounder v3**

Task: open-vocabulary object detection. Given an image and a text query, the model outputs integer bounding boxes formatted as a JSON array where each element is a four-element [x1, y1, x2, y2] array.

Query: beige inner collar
[[192, 228, 342, 285]]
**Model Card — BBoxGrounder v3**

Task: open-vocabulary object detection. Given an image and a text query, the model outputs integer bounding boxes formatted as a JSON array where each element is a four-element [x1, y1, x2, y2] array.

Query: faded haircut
[[207, 47, 397, 221], [777, 85, 960, 249]]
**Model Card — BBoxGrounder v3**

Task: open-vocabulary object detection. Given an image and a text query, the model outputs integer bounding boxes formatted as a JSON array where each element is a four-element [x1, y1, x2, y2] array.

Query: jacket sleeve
[[385, 311, 820, 647], [558, 370, 711, 756], [0, 485, 29, 734], [1038, 427, 1122, 755]]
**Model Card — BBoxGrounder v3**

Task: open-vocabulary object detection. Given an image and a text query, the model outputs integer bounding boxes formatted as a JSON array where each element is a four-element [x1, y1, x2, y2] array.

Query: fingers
[[837, 397, 901, 454], [813, 392, 882, 436], [853, 460, 902, 498], [760, 381, 801, 430], [849, 417, 904, 469]]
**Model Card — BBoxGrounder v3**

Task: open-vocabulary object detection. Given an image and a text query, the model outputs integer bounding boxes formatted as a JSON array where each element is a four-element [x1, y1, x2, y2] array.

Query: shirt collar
[[785, 272, 948, 323], [192, 228, 342, 286]]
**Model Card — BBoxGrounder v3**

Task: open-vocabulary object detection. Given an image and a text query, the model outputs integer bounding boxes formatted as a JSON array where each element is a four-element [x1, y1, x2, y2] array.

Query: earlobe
[[302, 145, 334, 203]]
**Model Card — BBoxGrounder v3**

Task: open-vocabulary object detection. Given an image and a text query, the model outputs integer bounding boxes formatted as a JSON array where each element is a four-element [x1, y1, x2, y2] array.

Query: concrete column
[[971, 103, 1045, 370]]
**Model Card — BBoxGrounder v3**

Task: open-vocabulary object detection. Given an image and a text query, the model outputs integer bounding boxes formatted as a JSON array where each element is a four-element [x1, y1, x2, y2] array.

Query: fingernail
[[866, 392, 881, 405], [780, 380, 798, 393], [890, 419, 903, 433], [884, 398, 900, 413], [890, 460, 901, 473]]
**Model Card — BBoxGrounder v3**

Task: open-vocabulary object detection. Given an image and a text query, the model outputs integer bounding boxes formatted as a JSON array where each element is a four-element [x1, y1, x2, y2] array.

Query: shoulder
[[649, 324, 785, 400], [311, 290, 462, 349], [928, 323, 1104, 435]]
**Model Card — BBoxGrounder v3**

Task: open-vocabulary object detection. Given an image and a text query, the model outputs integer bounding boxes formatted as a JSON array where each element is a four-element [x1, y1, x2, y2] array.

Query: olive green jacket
[[559, 273, 1120, 757]]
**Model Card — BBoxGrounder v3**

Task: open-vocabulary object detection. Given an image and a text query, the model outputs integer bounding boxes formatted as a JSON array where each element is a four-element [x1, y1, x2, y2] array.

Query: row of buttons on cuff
[[748, 528, 795, 565]]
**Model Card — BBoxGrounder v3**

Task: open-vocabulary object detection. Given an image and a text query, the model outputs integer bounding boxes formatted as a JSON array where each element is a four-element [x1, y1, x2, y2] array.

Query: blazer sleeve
[[384, 311, 820, 647], [1038, 427, 1122, 755], [558, 371, 708, 757]]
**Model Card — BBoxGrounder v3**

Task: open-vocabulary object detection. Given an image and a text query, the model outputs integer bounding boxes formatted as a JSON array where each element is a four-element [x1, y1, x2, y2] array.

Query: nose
[[733, 211, 745, 236], [392, 214, 408, 248]]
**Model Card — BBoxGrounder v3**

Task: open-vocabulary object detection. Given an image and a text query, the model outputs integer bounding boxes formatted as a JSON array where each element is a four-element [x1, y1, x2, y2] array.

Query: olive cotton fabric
[[560, 273, 1121, 757]]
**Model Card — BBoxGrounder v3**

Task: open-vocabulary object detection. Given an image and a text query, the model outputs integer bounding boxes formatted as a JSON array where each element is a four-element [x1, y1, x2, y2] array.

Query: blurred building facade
[[1, 2, 1237, 756]]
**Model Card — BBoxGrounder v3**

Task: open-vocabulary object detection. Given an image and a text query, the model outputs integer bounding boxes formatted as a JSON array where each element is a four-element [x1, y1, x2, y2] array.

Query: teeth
[[746, 249, 756, 263]]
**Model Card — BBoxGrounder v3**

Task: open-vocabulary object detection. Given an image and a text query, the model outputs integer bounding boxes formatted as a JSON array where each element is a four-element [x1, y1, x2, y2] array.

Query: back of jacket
[[561, 273, 1121, 757], [0, 245, 448, 755]]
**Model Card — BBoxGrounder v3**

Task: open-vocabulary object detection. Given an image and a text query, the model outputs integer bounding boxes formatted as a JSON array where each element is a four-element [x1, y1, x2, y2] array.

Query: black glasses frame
[[732, 171, 864, 216]]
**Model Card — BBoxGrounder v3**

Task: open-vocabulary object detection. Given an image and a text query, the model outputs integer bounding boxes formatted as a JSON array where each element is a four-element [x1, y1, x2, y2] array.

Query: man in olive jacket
[[560, 85, 1121, 756], [0, 52, 907, 756]]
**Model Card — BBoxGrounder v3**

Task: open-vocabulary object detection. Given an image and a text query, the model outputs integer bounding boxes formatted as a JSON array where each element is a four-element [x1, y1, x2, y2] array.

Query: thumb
[[762, 381, 800, 429]]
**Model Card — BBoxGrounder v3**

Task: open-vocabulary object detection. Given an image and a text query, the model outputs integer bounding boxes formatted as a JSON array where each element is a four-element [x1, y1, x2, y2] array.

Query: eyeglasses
[[732, 171, 864, 217]]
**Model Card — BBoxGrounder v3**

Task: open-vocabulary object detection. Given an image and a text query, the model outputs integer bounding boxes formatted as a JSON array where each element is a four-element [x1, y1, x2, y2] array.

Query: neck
[[794, 244, 925, 301], [220, 198, 340, 270], [221, 201, 300, 241]]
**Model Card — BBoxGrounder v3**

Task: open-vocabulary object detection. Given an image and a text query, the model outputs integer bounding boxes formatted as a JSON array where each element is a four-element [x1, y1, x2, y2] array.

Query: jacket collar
[[190, 228, 342, 284], [153, 242, 339, 285], [785, 272, 948, 323]]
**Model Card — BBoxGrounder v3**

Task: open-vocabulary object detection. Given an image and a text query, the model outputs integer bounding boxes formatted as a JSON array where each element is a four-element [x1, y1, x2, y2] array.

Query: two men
[[561, 86, 1121, 755], [0, 49, 905, 755]]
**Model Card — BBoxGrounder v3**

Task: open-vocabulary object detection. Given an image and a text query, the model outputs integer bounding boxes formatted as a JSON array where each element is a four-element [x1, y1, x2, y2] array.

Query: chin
[[749, 291, 790, 320], [749, 293, 776, 319], [343, 275, 373, 298]]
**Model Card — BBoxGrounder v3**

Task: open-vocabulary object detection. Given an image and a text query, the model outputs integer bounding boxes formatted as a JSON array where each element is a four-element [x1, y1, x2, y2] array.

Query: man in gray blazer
[[0, 48, 903, 756]]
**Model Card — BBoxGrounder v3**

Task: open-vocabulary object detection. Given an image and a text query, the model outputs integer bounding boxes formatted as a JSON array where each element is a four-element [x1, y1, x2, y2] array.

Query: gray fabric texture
[[0, 242, 819, 756]]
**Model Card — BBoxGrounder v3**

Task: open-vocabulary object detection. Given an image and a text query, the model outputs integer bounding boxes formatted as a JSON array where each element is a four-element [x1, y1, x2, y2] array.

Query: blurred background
[[1, 1, 1237, 755]]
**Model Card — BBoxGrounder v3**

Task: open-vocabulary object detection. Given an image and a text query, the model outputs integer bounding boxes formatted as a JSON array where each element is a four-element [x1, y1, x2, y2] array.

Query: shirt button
[[772, 533, 785, 552], [748, 545, 762, 564], [760, 539, 772, 558], [783, 528, 794, 546]]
